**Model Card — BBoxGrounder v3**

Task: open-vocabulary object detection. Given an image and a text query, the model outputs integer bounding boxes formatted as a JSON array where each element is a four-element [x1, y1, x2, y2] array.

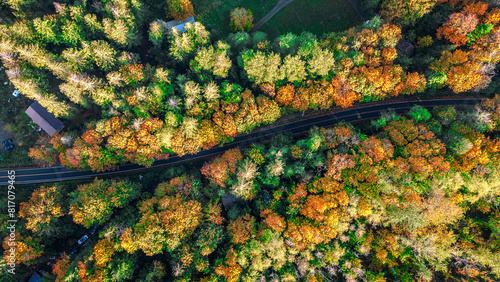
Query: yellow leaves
[[357, 198, 373, 217], [141, 117, 164, 132], [256, 96, 281, 124], [310, 177, 343, 194], [376, 24, 402, 47], [248, 145, 265, 165], [19, 185, 64, 233], [228, 214, 255, 245], [198, 119, 223, 150], [215, 248, 242, 282], [331, 76, 359, 108], [361, 136, 393, 163], [403, 72, 427, 94], [380, 0, 438, 25], [157, 195, 202, 236], [485, 8, 500, 25], [301, 194, 337, 221], [180, 245, 194, 266], [422, 189, 465, 226], [447, 61, 482, 93], [283, 220, 325, 251], [3, 233, 42, 264], [93, 238, 115, 267]]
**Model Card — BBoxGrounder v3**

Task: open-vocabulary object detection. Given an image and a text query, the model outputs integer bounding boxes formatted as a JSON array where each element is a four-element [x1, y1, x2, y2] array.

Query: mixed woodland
[[3, 100, 500, 281], [1, 0, 500, 281], [5, 0, 500, 170]]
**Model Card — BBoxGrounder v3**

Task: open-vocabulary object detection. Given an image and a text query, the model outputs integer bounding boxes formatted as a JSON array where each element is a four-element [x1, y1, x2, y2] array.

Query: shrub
[[408, 105, 432, 122]]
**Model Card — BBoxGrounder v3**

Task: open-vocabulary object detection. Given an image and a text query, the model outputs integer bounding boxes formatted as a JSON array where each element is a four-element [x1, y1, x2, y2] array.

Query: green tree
[[169, 22, 210, 61], [281, 54, 307, 83], [408, 105, 432, 122], [241, 50, 284, 85]]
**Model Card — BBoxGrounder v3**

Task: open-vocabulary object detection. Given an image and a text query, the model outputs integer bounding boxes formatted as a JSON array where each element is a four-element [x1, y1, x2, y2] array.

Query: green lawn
[[193, 0, 362, 39]]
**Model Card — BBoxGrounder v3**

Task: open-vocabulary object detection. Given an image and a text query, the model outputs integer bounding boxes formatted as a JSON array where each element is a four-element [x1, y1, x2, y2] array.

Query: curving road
[[250, 0, 295, 33], [0, 98, 484, 186]]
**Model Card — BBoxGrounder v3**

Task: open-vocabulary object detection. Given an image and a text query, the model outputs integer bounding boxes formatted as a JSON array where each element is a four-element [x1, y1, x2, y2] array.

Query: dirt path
[[346, 0, 367, 22], [251, 0, 367, 34], [250, 0, 295, 33]]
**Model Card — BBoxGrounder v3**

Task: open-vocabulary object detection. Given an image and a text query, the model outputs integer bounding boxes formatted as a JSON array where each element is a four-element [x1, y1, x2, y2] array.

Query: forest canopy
[[3, 98, 500, 281], [2, 0, 500, 281]]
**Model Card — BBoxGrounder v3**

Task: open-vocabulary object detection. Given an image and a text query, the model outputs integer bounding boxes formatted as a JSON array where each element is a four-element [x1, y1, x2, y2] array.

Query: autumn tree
[[230, 8, 254, 32], [231, 158, 260, 200], [3, 233, 43, 265], [437, 12, 479, 46], [381, 0, 439, 25], [19, 185, 65, 236], [121, 191, 203, 255], [227, 214, 255, 244], [281, 54, 307, 83], [52, 253, 70, 282], [201, 148, 243, 187], [167, 0, 194, 20], [69, 179, 140, 227]]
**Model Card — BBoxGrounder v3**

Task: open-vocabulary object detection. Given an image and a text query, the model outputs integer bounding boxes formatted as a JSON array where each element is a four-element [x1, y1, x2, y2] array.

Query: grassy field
[[193, 0, 362, 39]]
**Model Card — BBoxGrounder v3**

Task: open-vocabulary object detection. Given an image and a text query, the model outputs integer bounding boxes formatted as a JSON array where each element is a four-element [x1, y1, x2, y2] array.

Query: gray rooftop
[[25, 102, 64, 136], [159, 16, 195, 33]]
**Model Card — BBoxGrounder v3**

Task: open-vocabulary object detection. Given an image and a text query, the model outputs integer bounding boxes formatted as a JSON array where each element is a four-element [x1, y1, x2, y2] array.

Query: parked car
[[2, 139, 12, 146], [67, 249, 78, 258], [89, 225, 100, 235], [77, 235, 89, 245], [4, 144, 14, 151]]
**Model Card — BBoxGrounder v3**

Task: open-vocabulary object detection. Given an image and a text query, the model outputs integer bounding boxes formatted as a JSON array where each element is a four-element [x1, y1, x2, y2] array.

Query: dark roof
[[396, 40, 415, 57], [27, 272, 42, 282], [25, 102, 64, 136], [221, 193, 245, 210]]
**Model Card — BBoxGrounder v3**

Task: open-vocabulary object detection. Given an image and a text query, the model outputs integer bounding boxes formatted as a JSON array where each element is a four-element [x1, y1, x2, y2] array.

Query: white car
[[77, 235, 89, 245]]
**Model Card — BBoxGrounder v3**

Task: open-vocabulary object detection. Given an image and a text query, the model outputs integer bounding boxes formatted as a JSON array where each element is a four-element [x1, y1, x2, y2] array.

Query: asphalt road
[[0, 98, 484, 186]]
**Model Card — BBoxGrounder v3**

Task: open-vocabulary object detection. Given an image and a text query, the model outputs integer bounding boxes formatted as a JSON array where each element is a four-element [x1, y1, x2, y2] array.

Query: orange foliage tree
[[201, 148, 243, 187], [227, 214, 255, 244], [167, 0, 194, 20]]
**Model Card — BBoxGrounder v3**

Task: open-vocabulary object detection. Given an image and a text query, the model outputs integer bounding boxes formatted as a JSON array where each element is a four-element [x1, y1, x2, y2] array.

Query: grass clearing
[[192, 0, 362, 39]]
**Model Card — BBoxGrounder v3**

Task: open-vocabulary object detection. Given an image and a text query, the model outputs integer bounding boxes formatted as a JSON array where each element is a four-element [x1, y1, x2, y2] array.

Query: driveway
[[0, 121, 15, 153]]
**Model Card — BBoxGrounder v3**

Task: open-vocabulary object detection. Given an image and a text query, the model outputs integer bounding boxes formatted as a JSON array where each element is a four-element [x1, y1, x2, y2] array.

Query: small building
[[25, 102, 64, 136], [158, 15, 195, 33], [12, 90, 20, 97], [396, 40, 415, 57], [221, 193, 245, 210], [27, 271, 43, 282]]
